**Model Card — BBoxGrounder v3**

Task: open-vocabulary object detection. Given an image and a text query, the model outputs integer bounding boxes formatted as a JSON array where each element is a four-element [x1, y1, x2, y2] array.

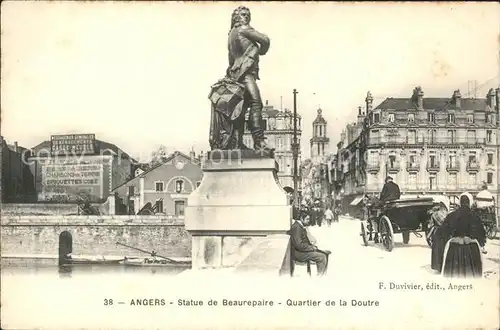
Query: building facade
[[332, 87, 500, 218], [112, 151, 203, 217], [242, 103, 303, 192], [27, 134, 134, 203], [0, 137, 36, 202]]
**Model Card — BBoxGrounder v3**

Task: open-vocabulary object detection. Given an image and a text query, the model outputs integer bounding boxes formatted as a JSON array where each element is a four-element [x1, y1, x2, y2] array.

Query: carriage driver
[[380, 176, 401, 203]]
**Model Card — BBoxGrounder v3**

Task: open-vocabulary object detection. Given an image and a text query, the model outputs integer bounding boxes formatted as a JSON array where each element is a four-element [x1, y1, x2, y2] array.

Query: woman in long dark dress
[[429, 202, 449, 271], [439, 192, 486, 278]]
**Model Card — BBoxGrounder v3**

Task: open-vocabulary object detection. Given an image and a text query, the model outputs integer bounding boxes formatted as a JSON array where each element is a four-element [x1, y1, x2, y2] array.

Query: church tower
[[310, 108, 330, 164]]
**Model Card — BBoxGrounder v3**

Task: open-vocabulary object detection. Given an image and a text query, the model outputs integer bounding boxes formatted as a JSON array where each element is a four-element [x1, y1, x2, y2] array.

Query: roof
[[313, 108, 327, 124], [261, 106, 302, 119], [30, 139, 136, 162], [375, 97, 490, 111], [111, 150, 201, 191]]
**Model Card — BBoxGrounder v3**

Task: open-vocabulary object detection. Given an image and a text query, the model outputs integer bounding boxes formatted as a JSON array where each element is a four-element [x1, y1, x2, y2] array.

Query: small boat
[[119, 257, 190, 267], [64, 254, 124, 265]]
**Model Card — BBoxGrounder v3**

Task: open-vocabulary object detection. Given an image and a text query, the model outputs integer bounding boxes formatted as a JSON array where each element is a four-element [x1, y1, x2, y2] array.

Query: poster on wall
[[50, 134, 96, 155], [39, 157, 105, 202]]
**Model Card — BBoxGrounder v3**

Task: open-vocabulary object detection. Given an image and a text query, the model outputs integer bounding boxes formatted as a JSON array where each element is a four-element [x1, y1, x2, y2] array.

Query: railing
[[466, 161, 480, 172], [366, 163, 380, 173], [368, 137, 489, 145], [426, 161, 440, 171], [386, 164, 400, 173], [406, 163, 420, 172]]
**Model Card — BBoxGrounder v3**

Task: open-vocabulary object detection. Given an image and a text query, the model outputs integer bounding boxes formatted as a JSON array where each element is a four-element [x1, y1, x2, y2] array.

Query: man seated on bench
[[290, 213, 331, 276]]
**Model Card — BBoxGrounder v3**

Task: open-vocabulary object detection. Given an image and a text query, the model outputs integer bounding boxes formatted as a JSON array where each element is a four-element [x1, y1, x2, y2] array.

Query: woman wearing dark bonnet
[[439, 192, 486, 278]]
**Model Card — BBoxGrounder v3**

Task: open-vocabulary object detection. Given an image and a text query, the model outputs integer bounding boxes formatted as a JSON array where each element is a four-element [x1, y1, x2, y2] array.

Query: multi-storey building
[[332, 87, 500, 218], [243, 103, 303, 192]]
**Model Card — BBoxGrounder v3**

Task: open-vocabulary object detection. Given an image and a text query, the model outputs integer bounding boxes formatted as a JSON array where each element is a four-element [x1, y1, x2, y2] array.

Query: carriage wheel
[[402, 231, 410, 244], [486, 223, 497, 240], [360, 222, 369, 246], [379, 216, 394, 252]]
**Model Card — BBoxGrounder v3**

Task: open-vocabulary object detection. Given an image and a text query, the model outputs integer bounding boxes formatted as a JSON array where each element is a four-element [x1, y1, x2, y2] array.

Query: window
[[468, 173, 476, 186], [388, 155, 397, 169], [174, 200, 185, 217], [428, 112, 435, 123], [374, 113, 380, 123], [467, 114, 474, 123], [408, 173, 417, 189], [175, 180, 184, 193], [408, 113, 415, 123], [155, 182, 164, 192], [429, 129, 437, 143], [487, 172, 493, 184], [388, 113, 395, 123], [467, 130, 476, 143], [468, 151, 477, 164], [155, 200, 163, 213], [487, 153, 493, 165], [196, 181, 201, 187], [429, 154, 437, 167], [409, 153, 417, 167], [447, 130, 455, 143], [128, 186, 135, 196], [486, 114, 492, 123], [448, 151, 457, 166], [429, 175, 436, 190], [448, 113, 455, 123], [449, 173, 458, 189], [407, 130, 416, 144], [486, 130, 492, 143]]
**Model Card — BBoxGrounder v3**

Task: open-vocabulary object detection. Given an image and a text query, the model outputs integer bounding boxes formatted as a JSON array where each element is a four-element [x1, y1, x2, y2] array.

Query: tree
[[149, 145, 169, 168]]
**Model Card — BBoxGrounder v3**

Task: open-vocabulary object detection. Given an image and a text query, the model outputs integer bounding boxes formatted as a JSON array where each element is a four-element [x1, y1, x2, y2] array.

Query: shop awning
[[350, 196, 364, 206]]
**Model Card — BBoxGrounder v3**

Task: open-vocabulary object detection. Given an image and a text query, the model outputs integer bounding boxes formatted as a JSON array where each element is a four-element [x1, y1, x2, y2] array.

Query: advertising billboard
[[51, 134, 96, 155]]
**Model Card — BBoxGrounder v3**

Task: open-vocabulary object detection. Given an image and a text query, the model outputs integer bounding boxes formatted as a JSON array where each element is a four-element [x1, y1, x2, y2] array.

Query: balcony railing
[[406, 163, 420, 172], [426, 161, 440, 172], [466, 161, 480, 172], [386, 164, 400, 173], [368, 136, 488, 146], [446, 161, 460, 172], [366, 163, 380, 173]]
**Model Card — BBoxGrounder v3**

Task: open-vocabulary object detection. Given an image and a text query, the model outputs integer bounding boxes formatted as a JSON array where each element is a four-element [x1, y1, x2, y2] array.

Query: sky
[[1, 2, 499, 162]]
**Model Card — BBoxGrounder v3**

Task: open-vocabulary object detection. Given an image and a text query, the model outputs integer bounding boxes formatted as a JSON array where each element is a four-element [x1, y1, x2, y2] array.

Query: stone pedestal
[[185, 150, 291, 270]]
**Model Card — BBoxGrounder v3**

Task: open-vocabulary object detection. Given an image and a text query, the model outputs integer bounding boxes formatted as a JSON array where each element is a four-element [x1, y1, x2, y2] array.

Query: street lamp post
[[293, 89, 299, 208]]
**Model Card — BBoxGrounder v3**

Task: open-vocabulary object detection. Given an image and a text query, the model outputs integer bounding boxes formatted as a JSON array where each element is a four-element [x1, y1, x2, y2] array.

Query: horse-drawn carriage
[[360, 197, 440, 252]]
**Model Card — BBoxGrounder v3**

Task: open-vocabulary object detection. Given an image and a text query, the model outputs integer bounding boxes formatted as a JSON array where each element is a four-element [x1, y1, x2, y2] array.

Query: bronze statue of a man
[[208, 6, 272, 153]]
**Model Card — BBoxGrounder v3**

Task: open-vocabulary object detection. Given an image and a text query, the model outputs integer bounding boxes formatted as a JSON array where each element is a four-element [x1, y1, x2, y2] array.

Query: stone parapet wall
[[1, 215, 190, 259]]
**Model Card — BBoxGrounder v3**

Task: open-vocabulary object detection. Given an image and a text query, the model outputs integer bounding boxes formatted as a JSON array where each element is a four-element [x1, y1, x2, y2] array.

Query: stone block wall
[[0, 215, 190, 258]]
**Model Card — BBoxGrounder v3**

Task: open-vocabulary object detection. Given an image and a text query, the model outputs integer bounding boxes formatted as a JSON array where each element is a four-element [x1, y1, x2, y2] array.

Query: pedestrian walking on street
[[439, 192, 487, 278], [324, 207, 334, 227]]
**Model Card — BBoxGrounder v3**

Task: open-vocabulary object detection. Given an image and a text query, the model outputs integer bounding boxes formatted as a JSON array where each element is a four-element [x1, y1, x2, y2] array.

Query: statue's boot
[[251, 128, 274, 154]]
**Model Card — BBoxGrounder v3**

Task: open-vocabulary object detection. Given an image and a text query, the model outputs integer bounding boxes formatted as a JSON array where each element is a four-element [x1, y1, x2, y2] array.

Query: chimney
[[365, 91, 373, 112], [189, 148, 195, 161], [14, 141, 18, 152], [413, 86, 424, 110], [265, 100, 269, 106], [486, 88, 496, 109], [452, 89, 461, 108]]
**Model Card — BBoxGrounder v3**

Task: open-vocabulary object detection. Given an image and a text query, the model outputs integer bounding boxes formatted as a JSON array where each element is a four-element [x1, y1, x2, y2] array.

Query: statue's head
[[231, 6, 251, 29]]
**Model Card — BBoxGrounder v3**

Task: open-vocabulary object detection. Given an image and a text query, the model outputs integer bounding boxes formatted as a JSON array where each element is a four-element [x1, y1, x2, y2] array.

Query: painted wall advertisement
[[51, 134, 96, 155], [39, 157, 109, 202]]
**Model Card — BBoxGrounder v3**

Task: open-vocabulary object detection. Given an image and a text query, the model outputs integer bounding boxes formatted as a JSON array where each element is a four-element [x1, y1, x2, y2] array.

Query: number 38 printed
[[104, 298, 113, 306]]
